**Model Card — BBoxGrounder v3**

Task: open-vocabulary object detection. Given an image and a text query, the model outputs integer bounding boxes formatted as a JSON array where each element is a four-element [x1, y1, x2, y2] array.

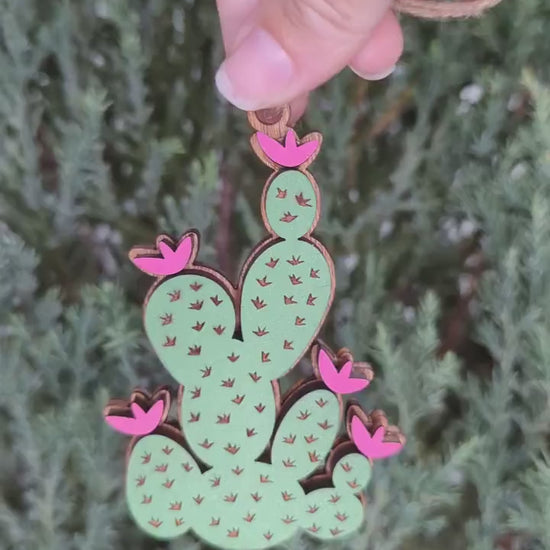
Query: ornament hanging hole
[[248, 105, 291, 138], [256, 107, 285, 125]]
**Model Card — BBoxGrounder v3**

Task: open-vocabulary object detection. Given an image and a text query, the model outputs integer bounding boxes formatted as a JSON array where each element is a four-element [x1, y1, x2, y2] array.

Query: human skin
[[215, 0, 404, 119]]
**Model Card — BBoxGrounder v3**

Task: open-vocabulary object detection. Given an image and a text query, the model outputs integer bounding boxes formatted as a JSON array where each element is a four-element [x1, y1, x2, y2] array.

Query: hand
[[215, 0, 403, 119]]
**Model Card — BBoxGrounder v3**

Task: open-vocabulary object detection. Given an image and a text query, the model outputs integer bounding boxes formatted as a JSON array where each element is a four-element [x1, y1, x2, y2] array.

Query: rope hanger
[[394, 0, 503, 19]]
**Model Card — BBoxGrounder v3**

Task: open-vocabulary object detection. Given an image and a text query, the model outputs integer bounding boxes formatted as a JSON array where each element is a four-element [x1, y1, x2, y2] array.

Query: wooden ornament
[[104, 106, 405, 548]]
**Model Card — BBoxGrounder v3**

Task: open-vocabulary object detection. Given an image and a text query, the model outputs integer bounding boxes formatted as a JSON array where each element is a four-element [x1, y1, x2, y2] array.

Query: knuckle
[[283, 0, 365, 37]]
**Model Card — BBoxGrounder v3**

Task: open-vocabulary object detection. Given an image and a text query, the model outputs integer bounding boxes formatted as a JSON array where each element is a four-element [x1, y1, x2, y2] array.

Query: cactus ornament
[[104, 106, 405, 549]]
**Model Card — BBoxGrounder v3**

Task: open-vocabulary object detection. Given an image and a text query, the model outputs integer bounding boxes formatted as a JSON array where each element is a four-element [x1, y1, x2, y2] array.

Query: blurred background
[[1, 1, 550, 549]]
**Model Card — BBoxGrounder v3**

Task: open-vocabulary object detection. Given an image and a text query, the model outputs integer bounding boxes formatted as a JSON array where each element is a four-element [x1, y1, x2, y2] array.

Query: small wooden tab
[[256, 107, 285, 125], [248, 105, 291, 139]]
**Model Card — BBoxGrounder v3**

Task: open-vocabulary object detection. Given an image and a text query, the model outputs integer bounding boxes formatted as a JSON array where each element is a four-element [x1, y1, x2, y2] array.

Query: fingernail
[[215, 28, 294, 111], [350, 64, 396, 81]]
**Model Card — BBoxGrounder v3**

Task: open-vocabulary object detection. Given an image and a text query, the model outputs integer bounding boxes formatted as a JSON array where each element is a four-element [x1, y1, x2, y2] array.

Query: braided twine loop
[[394, 0, 502, 19]]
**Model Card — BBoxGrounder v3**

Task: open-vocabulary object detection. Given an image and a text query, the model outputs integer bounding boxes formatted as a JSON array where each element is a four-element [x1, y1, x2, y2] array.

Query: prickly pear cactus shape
[[240, 168, 333, 380], [104, 106, 405, 549], [140, 256, 269, 467]]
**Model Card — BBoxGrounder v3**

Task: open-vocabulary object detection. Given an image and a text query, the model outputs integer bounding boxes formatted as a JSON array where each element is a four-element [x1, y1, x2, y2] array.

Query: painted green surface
[[143, 170, 333, 468], [271, 388, 340, 479], [240, 238, 332, 379], [127, 435, 200, 540], [127, 400, 371, 547], [263, 170, 318, 239], [126, 167, 372, 547]]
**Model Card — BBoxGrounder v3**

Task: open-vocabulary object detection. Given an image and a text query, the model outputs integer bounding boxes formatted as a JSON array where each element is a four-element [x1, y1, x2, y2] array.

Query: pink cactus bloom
[[105, 400, 165, 436], [317, 348, 370, 394], [350, 416, 403, 460], [257, 129, 320, 167], [132, 235, 193, 276]]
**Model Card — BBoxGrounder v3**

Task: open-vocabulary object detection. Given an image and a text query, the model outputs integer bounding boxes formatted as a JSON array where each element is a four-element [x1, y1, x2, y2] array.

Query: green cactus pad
[[144, 273, 237, 385], [144, 273, 277, 467], [300, 453, 371, 541], [332, 452, 372, 493], [126, 434, 201, 539], [126, 435, 372, 548], [271, 385, 340, 480], [301, 488, 364, 540], [240, 238, 333, 380], [262, 171, 319, 239], [192, 462, 304, 549]]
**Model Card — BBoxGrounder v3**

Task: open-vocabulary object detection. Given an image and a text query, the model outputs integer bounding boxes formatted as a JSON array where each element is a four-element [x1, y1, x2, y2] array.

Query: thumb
[[215, 0, 392, 111]]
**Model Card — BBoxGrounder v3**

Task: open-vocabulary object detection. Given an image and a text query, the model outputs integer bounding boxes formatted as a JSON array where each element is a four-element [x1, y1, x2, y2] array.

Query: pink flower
[[130, 234, 194, 277], [257, 129, 320, 167], [317, 348, 370, 394], [105, 400, 165, 436], [350, 416, 403, 460]]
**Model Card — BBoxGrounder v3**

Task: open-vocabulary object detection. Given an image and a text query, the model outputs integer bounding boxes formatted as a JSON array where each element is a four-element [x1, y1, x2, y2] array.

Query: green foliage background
[[1, 1, 550, 549]]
